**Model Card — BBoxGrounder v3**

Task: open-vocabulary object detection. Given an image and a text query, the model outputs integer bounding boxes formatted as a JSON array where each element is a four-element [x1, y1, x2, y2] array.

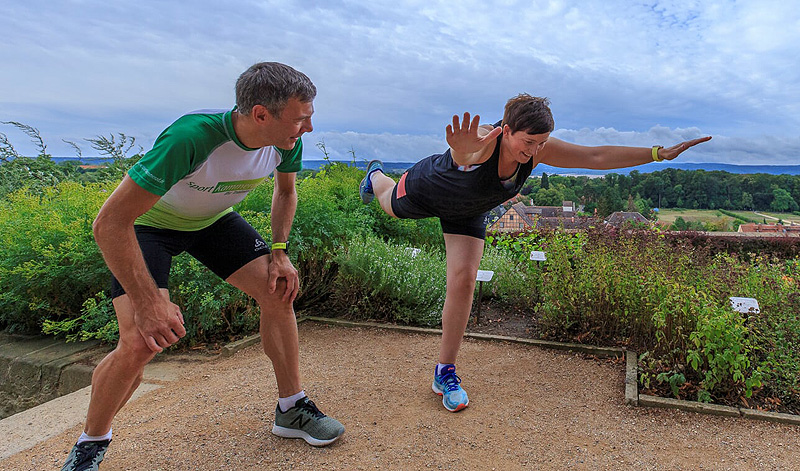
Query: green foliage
[[0, 181, 112, 332], [0, 156, 81, 197], [539, 172, 549, 189], [771, 187, 799, 212], [330, 234, 446, 326], [687, 303, 762, 401], [522, 168, 800, 212], [533, 187, 563, 206], [529, 227, 797, 408], [168, 254, 259, 346], [1, 127, 798, 412], [671, 216, 708, 231], [596, 186, 624, 217], [656, 371, 686, 398], [718, 209, 757, 223], [43, 292, 118, 343]]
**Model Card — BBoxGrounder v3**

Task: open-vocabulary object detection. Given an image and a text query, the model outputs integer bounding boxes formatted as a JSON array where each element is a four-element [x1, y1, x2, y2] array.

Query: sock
[[365, 166, 384, 191], [76, 428, 112, 444], [436, 363, 455, 376], [278, 390, 307, 413], [368, 166, 384, 181]]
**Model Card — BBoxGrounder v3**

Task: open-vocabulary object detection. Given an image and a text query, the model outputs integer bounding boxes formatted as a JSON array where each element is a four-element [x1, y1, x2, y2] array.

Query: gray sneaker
[[61, 439, 110, 471], [272, 397, 344, 446]]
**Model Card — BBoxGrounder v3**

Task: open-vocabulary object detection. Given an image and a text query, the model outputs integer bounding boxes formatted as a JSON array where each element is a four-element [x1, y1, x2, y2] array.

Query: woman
[[359, 94, 710, 412]]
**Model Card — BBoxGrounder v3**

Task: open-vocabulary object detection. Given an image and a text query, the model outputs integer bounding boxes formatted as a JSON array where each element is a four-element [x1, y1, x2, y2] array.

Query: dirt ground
[[2, 321, 798, 470]]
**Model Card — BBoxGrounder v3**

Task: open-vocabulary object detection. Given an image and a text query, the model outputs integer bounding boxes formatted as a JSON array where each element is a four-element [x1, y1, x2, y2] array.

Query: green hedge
[[1, 162, 798, 413]]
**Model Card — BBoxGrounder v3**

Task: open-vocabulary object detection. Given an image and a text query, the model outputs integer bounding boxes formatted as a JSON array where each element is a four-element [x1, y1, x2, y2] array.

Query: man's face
[[267, 97, 314, 149]]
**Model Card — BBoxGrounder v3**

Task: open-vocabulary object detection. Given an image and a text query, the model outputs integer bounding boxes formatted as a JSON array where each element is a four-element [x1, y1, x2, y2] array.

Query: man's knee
[[249, 278, 290, 304], [115, 335, 159, 366]]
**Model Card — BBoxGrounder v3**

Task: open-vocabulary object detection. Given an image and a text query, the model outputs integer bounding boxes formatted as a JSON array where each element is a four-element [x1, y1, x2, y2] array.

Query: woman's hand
[[659, 136, 712, 161], [446, 112, 502, 166]]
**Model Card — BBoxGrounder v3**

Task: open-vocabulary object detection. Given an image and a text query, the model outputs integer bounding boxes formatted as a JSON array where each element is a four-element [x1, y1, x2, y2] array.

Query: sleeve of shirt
[[275, 138, 304, 173], [128, 120, 198, 196]]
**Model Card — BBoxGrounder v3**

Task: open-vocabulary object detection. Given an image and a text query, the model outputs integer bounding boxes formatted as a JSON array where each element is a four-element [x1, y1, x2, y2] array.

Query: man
[[61, 62, 344, 471], [360, 94, 710, 412]]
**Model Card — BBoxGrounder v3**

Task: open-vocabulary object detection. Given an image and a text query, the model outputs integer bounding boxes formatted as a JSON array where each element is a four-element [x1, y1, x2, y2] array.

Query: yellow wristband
[[652, 145, 664, 162], [271, 242, 287, 251]]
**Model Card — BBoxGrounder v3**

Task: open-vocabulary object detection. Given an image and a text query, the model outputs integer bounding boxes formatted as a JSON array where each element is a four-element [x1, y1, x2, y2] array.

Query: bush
[[0, 181, 112, 332], [330, 234, 446, 326], [3, 155, 797, 413]]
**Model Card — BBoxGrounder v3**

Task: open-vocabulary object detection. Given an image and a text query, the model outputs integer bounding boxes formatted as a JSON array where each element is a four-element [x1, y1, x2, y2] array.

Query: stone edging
[[220, 316, 799, 426]]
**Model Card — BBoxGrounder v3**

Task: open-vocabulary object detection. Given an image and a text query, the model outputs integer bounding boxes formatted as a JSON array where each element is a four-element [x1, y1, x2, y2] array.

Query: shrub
[[0, 182, 112, 332], [331, 234, 446, 326]]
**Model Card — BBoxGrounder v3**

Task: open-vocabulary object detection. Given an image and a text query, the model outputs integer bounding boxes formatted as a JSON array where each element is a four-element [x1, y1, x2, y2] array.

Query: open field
[[656, 209, 726, 224], [657, 208, 800, 229], [751, 211, 800, 225]]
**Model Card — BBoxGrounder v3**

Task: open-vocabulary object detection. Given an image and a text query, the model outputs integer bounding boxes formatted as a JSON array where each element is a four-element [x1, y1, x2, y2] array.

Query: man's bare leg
[[226, 256, 301, 397], [83, 289, 168, 436], [226, 254, 344, 445]]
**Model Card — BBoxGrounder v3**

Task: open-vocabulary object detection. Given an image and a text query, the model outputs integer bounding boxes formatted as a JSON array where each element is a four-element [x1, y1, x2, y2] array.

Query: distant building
[[488, 201, 595, 232], [738, 223, 800, 236], [604, 211, 649, 228]]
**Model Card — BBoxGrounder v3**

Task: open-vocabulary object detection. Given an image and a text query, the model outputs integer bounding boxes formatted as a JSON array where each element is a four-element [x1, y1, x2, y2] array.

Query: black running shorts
[[390, 180, 488, 240], [110, 211, 269, 298]]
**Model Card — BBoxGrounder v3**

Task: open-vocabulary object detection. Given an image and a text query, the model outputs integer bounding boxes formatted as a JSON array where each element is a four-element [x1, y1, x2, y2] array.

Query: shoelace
[[71, 441, 105, 466], [438, 372, 462, 393], [297, 399, 326, 418]]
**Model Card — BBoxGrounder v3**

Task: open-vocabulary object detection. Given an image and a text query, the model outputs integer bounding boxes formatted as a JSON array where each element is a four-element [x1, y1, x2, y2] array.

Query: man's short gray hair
[[235, 62, 316, 116]]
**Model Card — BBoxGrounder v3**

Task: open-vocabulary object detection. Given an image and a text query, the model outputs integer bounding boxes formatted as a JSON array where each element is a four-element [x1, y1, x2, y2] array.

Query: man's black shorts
[[110, 212, 269, 298]]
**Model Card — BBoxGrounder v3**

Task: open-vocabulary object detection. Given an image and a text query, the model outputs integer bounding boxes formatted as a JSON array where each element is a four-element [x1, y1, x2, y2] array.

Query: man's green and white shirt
[[129, 109, 301, 231]]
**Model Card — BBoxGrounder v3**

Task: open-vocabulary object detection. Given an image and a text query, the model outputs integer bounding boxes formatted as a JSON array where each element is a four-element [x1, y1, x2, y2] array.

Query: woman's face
[[503, 125, 550, 164]]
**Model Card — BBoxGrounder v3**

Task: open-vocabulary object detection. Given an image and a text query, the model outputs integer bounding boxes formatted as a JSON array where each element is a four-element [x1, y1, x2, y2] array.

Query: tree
[[740, 192, 754, 210], [634, 195, 652, 215], [533, 187, 563, 206], [540, 172, 550, 190], [771, 188, 799, 212], [597, 186, 623, 217], [626, 194, 636, 212]]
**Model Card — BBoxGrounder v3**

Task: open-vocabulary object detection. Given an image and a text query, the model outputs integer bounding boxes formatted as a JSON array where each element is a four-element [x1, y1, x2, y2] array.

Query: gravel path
[[2, 322, 798, 470]]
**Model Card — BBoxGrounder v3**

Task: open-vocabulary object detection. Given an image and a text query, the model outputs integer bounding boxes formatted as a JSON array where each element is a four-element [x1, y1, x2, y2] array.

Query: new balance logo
[[254, 239, 267, 251], [290, 415, 310, 429]]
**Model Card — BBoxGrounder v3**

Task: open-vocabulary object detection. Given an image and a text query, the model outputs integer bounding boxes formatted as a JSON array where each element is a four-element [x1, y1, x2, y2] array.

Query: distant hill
[[334, 161, 800, 176], [533, 162, 800, 176], [50, 158, 800, 176]]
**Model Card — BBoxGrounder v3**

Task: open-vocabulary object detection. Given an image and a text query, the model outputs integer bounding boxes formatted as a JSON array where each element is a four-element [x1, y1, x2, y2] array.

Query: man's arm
[[268, 170, 300, 302], [538, 136, 712, 169], [93, 175, 186, 352]]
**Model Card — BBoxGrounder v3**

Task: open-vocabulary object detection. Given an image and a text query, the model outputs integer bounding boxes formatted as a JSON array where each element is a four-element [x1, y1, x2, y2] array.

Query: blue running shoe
[[61, 439, 110, 471], [359, 160, 384, 204], [431, 364, 469, 412]]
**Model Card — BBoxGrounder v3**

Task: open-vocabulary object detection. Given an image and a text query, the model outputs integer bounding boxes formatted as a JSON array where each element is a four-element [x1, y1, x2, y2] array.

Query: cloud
[[1, 0, 798, 165]]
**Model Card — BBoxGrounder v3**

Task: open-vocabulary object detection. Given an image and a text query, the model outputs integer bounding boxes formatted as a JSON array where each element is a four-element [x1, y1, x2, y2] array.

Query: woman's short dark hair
[[502, 94, 554, 135], [235, 62, 316, 117]]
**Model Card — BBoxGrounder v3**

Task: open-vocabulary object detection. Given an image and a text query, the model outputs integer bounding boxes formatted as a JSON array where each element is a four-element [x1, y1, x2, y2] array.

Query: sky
[[2, 0, 799, 165]]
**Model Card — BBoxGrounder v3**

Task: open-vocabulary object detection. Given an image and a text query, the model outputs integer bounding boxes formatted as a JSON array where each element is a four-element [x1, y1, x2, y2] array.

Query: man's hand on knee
[[268, 252, 300, 303], [133, 298, 186, 353]]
